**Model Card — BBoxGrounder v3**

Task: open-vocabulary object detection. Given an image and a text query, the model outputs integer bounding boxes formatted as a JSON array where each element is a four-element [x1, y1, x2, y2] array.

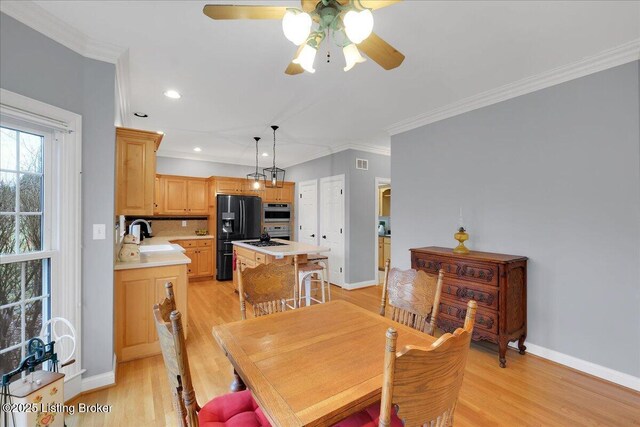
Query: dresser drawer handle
[[457, 287, 494, 305]]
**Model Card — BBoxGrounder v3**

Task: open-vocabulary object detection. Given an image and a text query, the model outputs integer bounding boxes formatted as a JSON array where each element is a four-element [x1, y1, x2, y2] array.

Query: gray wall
[[391, 61, 640, 376], [287, 149, 390, 284], [156, 156, 255, 178], [1, 13, 116, 377]]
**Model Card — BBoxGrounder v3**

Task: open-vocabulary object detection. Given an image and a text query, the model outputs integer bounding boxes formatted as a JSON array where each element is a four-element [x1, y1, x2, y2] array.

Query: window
[[0, 124, 52, 376]]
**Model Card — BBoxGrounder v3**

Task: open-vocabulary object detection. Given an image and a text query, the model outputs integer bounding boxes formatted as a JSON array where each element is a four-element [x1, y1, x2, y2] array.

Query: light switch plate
[[182, 220, 187, 227], [93, 224, 106, 240]]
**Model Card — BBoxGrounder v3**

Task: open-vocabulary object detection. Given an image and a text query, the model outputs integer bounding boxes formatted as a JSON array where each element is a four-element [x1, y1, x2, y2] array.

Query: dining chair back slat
[[238, 263, 296, 319], [380, 300, 477, 427], [153, 282, 200, 427], [380, 259, 444, 336]]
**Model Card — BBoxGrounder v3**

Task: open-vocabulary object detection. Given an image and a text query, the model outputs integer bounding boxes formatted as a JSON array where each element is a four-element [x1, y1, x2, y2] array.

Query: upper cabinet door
[[163, 177, 188, 214], [187, 179, 208, 214], [215, 179, 242, 195], [115, 128, 162, 215]]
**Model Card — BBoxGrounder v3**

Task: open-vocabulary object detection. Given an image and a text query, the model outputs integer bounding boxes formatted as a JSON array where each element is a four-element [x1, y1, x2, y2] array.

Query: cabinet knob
[[322, 235, 327, 239]]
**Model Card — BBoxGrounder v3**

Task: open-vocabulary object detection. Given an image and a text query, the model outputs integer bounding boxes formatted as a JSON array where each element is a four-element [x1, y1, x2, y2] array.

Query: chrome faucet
[[129, 219, 153, 236]]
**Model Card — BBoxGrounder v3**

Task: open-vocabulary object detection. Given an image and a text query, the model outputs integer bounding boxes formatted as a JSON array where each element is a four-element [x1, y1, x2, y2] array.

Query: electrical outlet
[[182, 220, 187, 227]]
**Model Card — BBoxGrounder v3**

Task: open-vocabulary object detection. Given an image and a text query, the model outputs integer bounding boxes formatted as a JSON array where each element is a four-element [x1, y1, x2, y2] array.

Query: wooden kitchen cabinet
[[115, 127, 162, 215], [171, 238, 214, 279], [154, 176, 163, 215], [187, 179, 208, 214], [264, 183, 295, 203], [115, 264, 187, 362], [215, 178, 243, 195], [157, 175, 208, 215], [379, 187, 391, 216], [378, 236, 391, 270], [163, 177, 188, 214]]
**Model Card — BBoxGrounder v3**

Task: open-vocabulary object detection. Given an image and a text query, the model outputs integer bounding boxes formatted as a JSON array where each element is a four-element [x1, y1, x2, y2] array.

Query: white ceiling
[[16, 1, 640, 166]]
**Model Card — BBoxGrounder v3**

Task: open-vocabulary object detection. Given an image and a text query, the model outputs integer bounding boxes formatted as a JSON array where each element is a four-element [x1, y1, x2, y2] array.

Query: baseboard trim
[[341, 280, 378, 290], [63, 370, 84, 402], [509, 342, 640, 391], [80, 353, 117, 393]]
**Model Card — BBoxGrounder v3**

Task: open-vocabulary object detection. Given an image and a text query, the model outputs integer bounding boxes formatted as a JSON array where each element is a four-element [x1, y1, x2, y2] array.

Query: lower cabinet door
[[196, 247, 213, 276], [185, 248, 198, 277], [115, 264, 187, 362]]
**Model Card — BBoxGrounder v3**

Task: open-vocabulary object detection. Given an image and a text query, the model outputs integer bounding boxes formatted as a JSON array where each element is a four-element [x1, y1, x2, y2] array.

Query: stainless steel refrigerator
[[216, 195, 262, 280]]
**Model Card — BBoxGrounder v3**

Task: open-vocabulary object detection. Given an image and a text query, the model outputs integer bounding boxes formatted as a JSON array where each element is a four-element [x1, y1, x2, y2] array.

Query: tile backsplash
[[150, 219, 209, 236]]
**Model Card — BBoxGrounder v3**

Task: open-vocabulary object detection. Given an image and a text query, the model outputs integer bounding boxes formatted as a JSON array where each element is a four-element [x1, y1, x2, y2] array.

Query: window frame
[[0, 88, 82, 399], [0, 120, 53, 372]]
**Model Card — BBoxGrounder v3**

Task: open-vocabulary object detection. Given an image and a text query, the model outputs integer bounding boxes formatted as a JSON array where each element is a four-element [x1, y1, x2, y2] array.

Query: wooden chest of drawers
[[411, 246, 528, 367]]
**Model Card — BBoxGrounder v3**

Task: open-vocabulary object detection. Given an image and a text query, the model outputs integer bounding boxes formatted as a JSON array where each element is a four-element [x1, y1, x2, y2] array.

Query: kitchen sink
[[139, 244, 176, 253]]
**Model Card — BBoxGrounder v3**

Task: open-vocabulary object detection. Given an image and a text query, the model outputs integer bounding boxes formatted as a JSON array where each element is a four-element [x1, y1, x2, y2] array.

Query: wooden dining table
[[212, 300, 437, 426]]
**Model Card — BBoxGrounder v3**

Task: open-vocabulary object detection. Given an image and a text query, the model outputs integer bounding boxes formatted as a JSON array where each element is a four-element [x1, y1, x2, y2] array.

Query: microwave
[[263, 203, 291, 223]]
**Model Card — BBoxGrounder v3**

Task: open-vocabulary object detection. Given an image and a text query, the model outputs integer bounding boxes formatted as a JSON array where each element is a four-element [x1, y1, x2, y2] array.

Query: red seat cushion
[[198, 390, 271, 427], [332, 402, 403, 427]]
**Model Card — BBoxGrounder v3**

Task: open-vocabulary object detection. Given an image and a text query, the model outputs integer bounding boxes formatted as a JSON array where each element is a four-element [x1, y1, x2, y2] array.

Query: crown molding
[[386, 39, 640, 135], [0, 0, 125, 63]]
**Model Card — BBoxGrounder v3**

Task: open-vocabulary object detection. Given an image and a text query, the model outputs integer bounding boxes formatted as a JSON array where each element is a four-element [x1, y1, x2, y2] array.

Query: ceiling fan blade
[[285, 45, 305, 75], [358, 32, 405, 70], [336, 0, 401, 10], [203, 5, 288, 20], [300, 0, 318, 13]]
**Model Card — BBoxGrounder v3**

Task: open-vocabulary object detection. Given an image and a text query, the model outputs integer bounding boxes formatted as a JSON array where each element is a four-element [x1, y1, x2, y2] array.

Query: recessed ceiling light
[[133, 112, 148, 118], [164, 89, 181, 99], [262, 152, 269, 157], [193, 147, 202, 152]]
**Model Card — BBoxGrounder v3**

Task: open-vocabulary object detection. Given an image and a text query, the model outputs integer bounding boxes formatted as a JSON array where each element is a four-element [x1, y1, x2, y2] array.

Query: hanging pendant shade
[[263, 125, 286, 188], [247, 137, 266, 190]]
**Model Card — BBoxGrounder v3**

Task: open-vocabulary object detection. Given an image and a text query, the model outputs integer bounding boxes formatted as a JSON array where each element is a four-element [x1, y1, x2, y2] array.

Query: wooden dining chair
[[237, 263, 297, 319], [153, 282, 270, 427], [379, 259, 445, 336], [334, 300, 478, 427]]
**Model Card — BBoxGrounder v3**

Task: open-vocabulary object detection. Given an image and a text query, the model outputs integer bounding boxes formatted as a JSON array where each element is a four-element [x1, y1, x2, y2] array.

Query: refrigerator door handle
[[240, 199, 245, 236]]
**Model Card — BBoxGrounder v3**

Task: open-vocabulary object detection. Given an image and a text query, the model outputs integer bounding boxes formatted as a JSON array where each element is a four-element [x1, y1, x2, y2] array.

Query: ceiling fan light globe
[[343, 43, 366, 72], [282, 10, 312, 45], [292, 44, 317, 73], [344, 9, 374, 44]]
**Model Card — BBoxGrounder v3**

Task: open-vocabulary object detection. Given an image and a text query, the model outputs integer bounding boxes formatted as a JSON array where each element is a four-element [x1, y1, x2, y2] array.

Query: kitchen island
[[114, 236, 192, 362], [232, 239, 330, 305]]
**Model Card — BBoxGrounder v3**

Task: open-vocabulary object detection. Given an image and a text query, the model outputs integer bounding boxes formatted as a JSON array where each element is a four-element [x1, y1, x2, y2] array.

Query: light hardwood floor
[[67, 279, 640, 426]]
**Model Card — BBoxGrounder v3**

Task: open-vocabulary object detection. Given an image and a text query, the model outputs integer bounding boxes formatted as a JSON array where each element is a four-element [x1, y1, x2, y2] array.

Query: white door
[[320, 175, 345, 286], [297, 180, 318, 245]]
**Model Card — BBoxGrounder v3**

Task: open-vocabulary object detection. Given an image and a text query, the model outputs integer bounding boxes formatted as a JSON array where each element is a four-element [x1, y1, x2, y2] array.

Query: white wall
[[391, 61, 640, 378]]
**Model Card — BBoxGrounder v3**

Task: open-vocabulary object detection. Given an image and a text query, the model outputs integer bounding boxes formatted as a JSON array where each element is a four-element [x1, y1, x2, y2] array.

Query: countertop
[[232, 239, 330, 257], [114, 235, 193, 271]]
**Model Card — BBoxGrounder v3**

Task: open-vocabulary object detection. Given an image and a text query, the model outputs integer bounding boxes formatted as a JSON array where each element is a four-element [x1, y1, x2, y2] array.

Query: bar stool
[[298, 263, 327, 307], [307, 254, 330, 302]]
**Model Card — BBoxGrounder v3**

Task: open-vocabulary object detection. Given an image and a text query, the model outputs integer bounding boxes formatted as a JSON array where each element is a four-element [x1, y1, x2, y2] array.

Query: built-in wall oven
[[263, 203, 292, 223], [264, 224, 291, 240]]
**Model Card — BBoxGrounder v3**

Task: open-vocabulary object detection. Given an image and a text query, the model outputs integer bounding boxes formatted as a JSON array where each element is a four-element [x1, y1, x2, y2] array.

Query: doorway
[[319, 175, 345, 286], [374, 177, 391, 284]]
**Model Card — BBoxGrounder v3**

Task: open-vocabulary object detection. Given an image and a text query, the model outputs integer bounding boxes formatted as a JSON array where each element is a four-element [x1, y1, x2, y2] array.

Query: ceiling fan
[[203, 0, 405, 75]]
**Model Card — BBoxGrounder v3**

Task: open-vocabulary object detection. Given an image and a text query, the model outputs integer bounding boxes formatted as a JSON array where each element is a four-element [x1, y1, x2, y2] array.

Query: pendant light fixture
[[263, 125, 285, 188], [247, 137, 266, 190]]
